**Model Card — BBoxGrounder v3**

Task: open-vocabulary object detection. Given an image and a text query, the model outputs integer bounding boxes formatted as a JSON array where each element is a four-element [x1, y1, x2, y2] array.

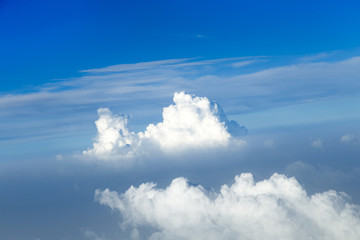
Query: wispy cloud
[[81, 58, 194, 73], [194, 34, 208, 38], [1, 54, 360, 144], [298, 52, 331, 62], [231, 59, 266, 68]]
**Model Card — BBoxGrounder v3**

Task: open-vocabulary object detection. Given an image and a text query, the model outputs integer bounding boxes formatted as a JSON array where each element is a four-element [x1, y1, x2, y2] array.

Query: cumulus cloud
[[83, 92, 246, 161], [95, 173, 360, 240], [83, 108, 139, 160]]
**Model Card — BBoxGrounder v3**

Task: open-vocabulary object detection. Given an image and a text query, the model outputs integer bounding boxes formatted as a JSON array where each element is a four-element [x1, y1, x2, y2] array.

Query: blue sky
[[1, 0, 360, 91], [1, 1, 360, 239]]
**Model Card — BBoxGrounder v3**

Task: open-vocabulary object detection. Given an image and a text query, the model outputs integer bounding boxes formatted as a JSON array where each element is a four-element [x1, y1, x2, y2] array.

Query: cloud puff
[[310, 138, 323, 148], [56, 154, 63, 161], [340, 133, 359, 144], [82, 228, 109, 240], [96, 173, 360, 240], [83, 92, 246, 160], [341, 134, 355, 143], [264, 139, 274, 147], [82, 108, 139, 160]]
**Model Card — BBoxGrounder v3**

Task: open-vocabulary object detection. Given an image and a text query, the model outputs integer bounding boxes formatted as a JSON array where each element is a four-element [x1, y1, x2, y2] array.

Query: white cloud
[[2, 54, 360, 144], [82, 228, 109, 240], [83, 108, 139, 160], [264, 139, 274, 147], [298, 52, 331, 62], [83, 92, 246, 161], [141, 92, 242, 150], [81, 58, 194, 73], [311, 138, 323, 148], [195, 34, 207, 38], [130, 228, 140, 240], [341, 133, 356, 143], [95, 173, 360, 240], [231, 59, 261, 68]]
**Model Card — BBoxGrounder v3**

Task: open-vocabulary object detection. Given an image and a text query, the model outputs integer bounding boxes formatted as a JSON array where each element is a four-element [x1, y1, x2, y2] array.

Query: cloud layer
[[83, 92, 246, 160], [96, 173, 360, 240], [2, 54, 360, 145]]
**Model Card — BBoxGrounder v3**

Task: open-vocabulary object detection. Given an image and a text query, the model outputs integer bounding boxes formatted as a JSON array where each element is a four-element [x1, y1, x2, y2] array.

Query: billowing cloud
[[96, 173, 360, 240], [83, 108, 139, 160], [83, 92, 246, 160]]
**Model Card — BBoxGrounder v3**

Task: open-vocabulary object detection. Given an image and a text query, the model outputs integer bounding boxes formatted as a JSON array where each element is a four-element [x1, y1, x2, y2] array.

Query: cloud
[[341, 133, 357, 143], [264, 139, 274, 147], [298, 52, 331, 62], [231, 60, 261, 68], [95, 173, 360, 240], [2, 54, 360, 146], [130, 228, 140, 240], [83, 92, 246, 161], [81, 58, 194, 73], [195, 34, 207, 38], [82, 228, 109, 240], [83, 108, 139, 160], [311, 138, 323, 148]]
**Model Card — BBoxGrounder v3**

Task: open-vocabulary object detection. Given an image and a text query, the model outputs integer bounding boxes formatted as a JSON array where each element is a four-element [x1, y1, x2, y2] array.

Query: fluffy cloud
[[96, 173, 360, 240], [83, 108, 139, 160], [83, 92, 246, 160]]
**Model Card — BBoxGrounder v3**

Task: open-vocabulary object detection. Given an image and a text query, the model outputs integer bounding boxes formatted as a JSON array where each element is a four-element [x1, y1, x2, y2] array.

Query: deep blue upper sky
[[1, 0, 360, 91]]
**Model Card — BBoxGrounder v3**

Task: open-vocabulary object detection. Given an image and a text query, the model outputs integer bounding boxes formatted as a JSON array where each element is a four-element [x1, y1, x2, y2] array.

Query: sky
[[1, 0, 360, 239]]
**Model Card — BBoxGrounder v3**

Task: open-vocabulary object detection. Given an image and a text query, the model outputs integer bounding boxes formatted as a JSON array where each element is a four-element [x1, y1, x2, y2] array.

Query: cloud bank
[[83, 92, 247, 160], [96, 173, 360, 240]]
